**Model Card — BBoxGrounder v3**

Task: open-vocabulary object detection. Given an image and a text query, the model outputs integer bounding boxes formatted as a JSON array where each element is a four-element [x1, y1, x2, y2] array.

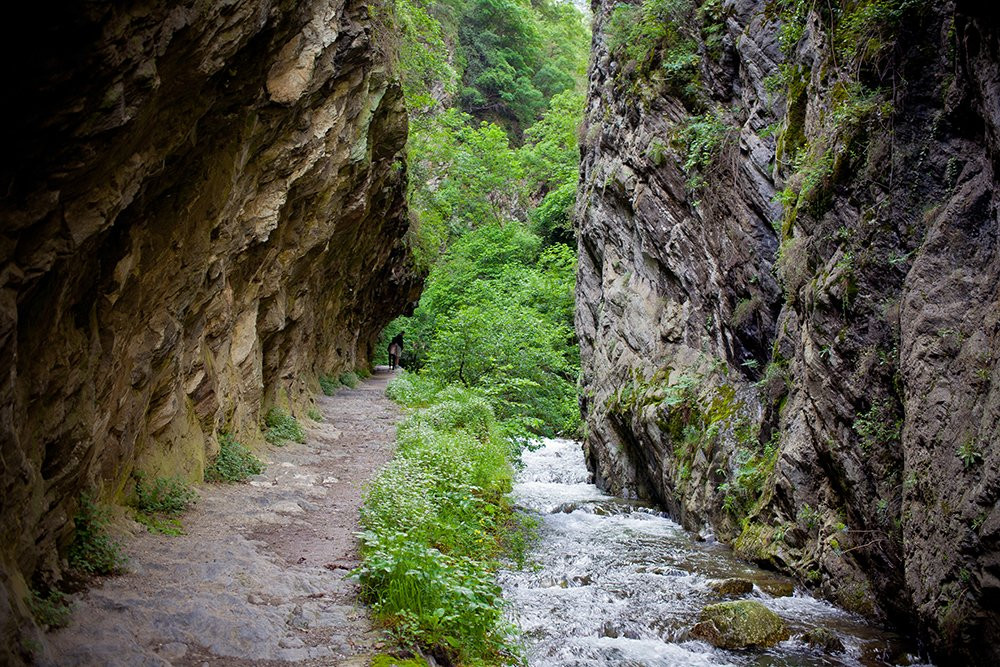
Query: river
[[499, 439, 932, 667]]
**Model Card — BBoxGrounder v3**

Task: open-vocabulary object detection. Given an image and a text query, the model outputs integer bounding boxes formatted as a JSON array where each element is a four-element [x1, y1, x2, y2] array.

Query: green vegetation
[[264, 408, 306, 445], [319, 374, 339, 396], [956, 438, 983, 469], [363, 2, 589, 661], [853, 400, 901, 452], [673, 108, 732, 192], [68, 494, 127, 576], [339, 371, 360, 388], [28, 588, 72, 629], [307, 408, 324, 421], [357, 382, 531, 664], [133, 474, 198, 535], [206, 432, 265, 483]]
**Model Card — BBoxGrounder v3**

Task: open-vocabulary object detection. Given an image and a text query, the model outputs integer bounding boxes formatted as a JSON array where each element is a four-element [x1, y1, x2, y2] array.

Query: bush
[[135, 475, 198, 515], [29, 588, 72, 629], [357, 388, 527, 663], [339, 371, 360, 388], [319, 375, 339, 396], [68, 494, 127, 576], [264, 408, 306, 445], [386, 371, 443, 407], [206, 433, 265, 483]]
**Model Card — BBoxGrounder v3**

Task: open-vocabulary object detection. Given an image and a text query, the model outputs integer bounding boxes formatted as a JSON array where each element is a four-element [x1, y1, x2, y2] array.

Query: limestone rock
[[691, 600, 789, 649], [0, 0, 420, 661]]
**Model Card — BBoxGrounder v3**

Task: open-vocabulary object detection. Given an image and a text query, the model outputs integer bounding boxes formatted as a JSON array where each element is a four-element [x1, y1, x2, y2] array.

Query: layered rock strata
[[0, 0, 420, 659], [576, 0, 998, 661]]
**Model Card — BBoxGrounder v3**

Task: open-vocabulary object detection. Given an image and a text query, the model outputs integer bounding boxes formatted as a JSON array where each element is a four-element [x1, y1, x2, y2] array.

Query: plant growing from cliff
[[673, 108, 733, 194], [307, 408, 323, 421], [264, 408, 306, 446], [956, 438, 983, 470], [319, 375, 339, 396], [852, 400, 901, 452], [339, 371, 360, 388], [28, 588, 72, 630], [135, 475, 197, 516], [206, 433, 265, 483], [797, 503, 820, 531], [68, 494, 127, 576]]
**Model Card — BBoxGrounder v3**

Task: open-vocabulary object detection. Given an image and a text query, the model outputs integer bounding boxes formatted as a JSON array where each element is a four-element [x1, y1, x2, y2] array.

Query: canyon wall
[[576, 0, 998, 661], [0, 0, 420, 658]]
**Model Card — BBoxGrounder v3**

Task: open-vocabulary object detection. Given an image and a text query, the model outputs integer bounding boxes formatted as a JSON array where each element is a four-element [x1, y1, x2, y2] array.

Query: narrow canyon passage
[[44, 372, 401, 666]]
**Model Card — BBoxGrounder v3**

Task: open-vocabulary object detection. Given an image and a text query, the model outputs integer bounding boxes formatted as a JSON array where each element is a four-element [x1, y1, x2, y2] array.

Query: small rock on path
[[46, 370, 402, 666]]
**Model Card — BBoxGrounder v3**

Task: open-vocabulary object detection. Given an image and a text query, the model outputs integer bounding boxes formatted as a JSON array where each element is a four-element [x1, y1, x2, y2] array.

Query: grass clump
[[307, 408, 323, 421], [135, 475, 197, 515], [133, 474, 197, 535], [319, 375, 339, 396], [339, 371, 360, 388], [264, 408, 306, 445], [28, 588, 72, 629], [357, 383, 528, 664], [206, 433, 265, 483], [68, 494, 127, 576]]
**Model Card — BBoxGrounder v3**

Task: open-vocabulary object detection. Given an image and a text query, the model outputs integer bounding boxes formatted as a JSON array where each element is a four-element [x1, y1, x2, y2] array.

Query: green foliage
[[357, 386, 527, 663], [388, 223, 580, 436], [371, 656, 430, 667], [307, 408, 324, 421], [852, 400, 901, 452], [29, 588, 72, 630], [797, 503, 820, 530], [956, 438, 983, 469], [396, 0, 460, 111], [68, 494, 127, 576], [264, 408, 306, 445], [319, 375, 339, 396], [135, 475, 197, 516], [339, 371, 360, 388], [673, 108, 732, 192], [206, 432, 265, 483]]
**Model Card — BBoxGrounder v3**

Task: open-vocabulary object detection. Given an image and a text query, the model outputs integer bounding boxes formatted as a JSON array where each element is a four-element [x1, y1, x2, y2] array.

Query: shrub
[[319, 375, 339, 396], [339, 371, 360, 388], [68, 494, 127, 576], [386, 371, 443, 407], [264, 408, 306, 445], [307, 408, 323, 421], [357, 387, 527, 663], [28, 589, 72, 629], [135, 475, 198, 515], [206, 433, 265, 483]]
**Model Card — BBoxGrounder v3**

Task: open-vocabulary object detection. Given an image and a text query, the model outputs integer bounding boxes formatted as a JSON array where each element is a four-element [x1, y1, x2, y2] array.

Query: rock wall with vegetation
[[576, 0, 998, 661], [0, 0, 420, 657]]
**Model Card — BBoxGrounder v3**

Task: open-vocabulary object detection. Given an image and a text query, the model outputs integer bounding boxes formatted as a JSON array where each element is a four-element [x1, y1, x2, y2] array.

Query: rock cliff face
[[576, 0, 998, 661], [0, 0, 419, 658]]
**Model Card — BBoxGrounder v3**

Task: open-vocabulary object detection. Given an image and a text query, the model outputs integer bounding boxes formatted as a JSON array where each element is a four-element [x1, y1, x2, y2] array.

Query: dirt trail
[[46, 370, 401, 666]]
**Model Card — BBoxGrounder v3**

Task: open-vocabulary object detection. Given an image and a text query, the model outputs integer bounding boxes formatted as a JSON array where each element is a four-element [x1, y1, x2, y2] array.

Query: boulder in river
[[801, 627, 846, 653], [691, 600, 790, 649], [709, 578, 754, 597]]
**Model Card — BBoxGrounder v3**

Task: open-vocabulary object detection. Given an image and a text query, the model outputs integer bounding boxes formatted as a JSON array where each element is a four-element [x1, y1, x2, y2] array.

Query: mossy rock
[[691, 600, 790, 649], [801, 627, 845, 653], [757, 579, 796, 597], [709, 578, 754, 597]]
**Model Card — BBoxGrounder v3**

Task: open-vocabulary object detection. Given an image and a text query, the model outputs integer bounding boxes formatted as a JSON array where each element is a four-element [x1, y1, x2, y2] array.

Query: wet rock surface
[[0, 0, 419, 658], [42, 371, 400, 665], [691, 600, 790, 649], [576, 0, 999, 661]]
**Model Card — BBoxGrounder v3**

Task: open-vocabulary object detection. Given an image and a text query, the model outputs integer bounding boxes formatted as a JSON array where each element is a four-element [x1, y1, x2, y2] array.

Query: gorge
[[1, 0, 997, 665]]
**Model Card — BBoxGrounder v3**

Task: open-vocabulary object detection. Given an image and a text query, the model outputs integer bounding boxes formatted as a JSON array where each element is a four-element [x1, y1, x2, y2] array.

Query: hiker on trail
[[387, 332, 404, 370]]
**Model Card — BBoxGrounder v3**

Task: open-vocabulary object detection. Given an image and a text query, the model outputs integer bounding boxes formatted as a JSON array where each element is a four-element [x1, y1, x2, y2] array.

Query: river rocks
[[801, 627, 845, 654], [709, 578, 753, 597], [0, 0, 420, 661], [577, 0, 1000, 662], [691, 600, 789, 649]]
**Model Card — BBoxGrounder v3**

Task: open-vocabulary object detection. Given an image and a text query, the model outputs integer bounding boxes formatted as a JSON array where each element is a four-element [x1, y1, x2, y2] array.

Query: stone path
[[45, 370, 401, 666]]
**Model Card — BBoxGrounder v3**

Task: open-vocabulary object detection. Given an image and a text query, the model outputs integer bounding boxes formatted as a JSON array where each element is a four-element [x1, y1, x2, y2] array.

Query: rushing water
[[500, 439, 931, 667]]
